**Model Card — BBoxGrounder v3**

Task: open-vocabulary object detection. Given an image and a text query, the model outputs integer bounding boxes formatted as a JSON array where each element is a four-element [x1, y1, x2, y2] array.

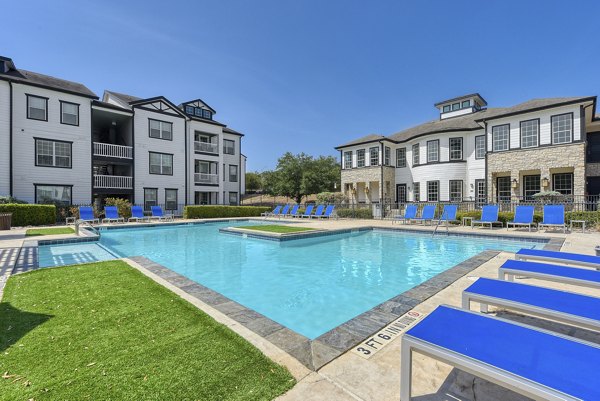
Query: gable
[[131, 97, 187, 118]]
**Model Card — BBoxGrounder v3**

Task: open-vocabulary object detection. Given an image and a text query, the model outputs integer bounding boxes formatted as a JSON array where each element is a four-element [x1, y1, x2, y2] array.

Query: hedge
[[0, 204, 56, 227], [183, 205, 271, 219], [336, 208, 373, 219]]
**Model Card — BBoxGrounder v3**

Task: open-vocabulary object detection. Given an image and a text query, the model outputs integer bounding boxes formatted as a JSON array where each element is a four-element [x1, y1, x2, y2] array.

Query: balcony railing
[[194, 173, 218, 185], [194, 141, 218, 154], [94, 174, 133, 189], [93, 142, 133, 159]]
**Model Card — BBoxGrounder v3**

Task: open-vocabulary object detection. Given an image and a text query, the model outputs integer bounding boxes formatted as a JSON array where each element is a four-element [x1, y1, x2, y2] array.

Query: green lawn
[[25, 227, 74, 236], [0, 261, 295, 400], [238, 225, 315, 234]]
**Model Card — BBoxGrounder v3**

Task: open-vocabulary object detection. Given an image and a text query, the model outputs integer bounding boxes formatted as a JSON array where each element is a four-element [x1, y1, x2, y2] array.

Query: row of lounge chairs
[[261, 204, 336, 219], [78, 206, 174, 225], [401, 248, 600, 400], [394, 204, 570, 232]]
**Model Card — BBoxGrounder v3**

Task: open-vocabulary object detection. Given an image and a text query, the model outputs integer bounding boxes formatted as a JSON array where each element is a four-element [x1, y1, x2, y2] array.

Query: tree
[[268, 152, 341, 203], [245, 172, 262, 193]]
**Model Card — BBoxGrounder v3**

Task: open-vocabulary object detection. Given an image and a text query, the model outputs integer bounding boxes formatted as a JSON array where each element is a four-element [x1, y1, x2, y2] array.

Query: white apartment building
[[336, 93, 600, 205], [0, 56, 246, 211]]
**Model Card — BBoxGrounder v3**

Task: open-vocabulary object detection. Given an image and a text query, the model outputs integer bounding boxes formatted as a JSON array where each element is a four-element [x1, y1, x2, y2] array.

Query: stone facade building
[[336, 93, 600, 205]]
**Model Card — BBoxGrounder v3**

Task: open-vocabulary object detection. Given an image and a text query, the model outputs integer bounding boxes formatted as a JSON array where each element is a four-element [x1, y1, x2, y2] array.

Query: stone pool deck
[[0, 218, 599, 400]]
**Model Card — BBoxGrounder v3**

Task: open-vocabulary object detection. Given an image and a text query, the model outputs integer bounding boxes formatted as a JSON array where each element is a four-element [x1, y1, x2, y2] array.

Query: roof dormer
[[435, 93, 487, 119]]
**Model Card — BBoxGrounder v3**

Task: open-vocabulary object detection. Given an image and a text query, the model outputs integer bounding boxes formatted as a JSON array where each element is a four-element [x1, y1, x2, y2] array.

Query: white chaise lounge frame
[[400, 310, 592, 401], [499, 265, 600, 289], [516, 252, 600, 270]]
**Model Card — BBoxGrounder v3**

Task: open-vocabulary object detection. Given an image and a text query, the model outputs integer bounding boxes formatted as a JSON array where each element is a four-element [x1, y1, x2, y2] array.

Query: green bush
[[336, 208, 373, 219], [0, 204, 56, 226], [105, 197, 132, 219], [183, 205, 272, 219], [565, 211, 600, 227]]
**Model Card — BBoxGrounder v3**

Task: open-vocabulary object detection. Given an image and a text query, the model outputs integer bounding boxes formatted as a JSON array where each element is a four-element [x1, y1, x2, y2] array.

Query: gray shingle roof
[[103, 90, 141, 104], [0, 68, 97, 98], [337, 96, 595, 148]]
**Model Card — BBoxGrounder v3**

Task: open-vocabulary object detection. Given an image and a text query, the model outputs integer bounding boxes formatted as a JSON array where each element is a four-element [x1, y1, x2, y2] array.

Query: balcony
[[194, 173, 219, 185], [93, 142, 133, 159], [194, 141, 218, 154], [94, 174, 133, 189]]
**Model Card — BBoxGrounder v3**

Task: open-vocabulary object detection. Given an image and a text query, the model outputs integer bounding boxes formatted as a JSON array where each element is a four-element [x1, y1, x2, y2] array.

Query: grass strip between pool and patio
[[0, 261, 295, 400], [25, 227, 75, 236], [237, 225, 315, 234]]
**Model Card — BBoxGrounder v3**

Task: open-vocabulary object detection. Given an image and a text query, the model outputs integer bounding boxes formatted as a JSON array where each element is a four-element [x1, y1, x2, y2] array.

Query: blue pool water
[[39, 221, 544, 339]]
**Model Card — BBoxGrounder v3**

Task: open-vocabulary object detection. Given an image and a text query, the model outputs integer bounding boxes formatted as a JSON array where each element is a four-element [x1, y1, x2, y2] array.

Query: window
[[496, 176, 511, 202], [165, 189, 178, 210], [185, 105, 194, 114], [427, 181, 439, 202], [452, 102, 460, 111], [551, 113, 573, 144], [475, 135, 486, 159], [229, 192, 238, 205], [149, 119, 172, 140], [427, 140, 439, 163], [344, 151, 352, 169], [461, 100, 470, 108], [412, 144, 420, 166], [442, 105, 451, 113], [396, 148, 406, 168], [35, 185, 72, 205], [449, 180, 463, 202], [195, 108, 203, 117], [223, 139, 235, 155], [229, 165, 238, 182], [357, 149, 365, 167], [144, 188, 158, 210], [369, 147, 379, 166], [492, 124, 510, 151], [203, 109, 212, 119], [520, 119, 539, 148], [552, 173, 573, 195], [384, 146, 391, 166], [523, 175, 541, 200], [149, 152, 173, 175], [588, 133, 600, 163], [60, 101, 79, 125], [475, 179, 486, 206], [449, 138, 463, 160], [27, 95, 48, 121], [413, 182, 420, 202], [35, 139, 71, 168]]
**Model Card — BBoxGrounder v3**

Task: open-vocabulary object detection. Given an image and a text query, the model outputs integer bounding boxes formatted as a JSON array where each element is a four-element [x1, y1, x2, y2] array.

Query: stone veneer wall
[[341, 166, 382, 202], [486, 143, 585, 198]]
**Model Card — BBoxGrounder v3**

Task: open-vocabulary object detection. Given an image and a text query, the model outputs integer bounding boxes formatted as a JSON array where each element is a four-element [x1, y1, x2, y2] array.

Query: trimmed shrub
[[0, 204, 56, 226], [105, 198, 132, 219], [183, 205, 271, 219], [565, 211, 600, 228], [336, 208, 373, 219]]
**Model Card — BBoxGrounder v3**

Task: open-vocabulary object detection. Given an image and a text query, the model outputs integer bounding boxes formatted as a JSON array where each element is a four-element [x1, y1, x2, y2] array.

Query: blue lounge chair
[[499, 259, 600, 289], [298, 204, 314, 218], [128, 206, 149, 222], [410, 205, 436, 225], [471, 205, 500, 229], [102, 206, 124, 224], [320, 205, 335, 219], [437, 204, 458, 223], [150, 206, 173, 221], [516, 248, 600, 270], [462, 277, 600, 331], [285, 204, 300, 218], [393, 204, 417, 225], [310, 204, 325, 218], [401, 305, 600, 401], [538, 205, 567, 233], [276, 204, 290, 219], [261, 205, 281, 217], [78, 206, 99, 224], [506, 205, 535, 232]]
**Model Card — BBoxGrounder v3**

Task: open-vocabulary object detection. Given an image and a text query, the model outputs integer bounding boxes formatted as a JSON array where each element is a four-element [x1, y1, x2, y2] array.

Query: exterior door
[[475, 179, 486, 207], [396, 184, 407, 204]]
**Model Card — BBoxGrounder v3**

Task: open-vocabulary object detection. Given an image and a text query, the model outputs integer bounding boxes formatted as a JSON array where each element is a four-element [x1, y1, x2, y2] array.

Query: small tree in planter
[[532, 191, 564, 204]]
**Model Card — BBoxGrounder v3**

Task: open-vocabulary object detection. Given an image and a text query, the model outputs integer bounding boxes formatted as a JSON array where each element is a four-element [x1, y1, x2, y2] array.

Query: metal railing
[[94, 174, 133, 189], [194, 173, 219, 185], [194, 141, 218, 154], [93, 142, 133, 159]]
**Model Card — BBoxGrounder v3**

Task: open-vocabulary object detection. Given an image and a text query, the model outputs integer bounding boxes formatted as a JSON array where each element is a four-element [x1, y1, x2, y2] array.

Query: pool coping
[[18, 221, 564, 370]]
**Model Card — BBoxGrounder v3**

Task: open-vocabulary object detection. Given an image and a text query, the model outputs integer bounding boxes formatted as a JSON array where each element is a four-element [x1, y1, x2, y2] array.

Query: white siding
[[11, 83, 92, 204], [187, 119, 222, 203], [133, 107, 186, 206], [0, 81, 10, 195], [222, 132, 243, 205]]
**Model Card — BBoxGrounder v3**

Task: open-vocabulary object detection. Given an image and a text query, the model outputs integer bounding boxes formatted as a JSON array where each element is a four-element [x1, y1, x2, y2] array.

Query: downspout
[[184, 118, 188, 205], [238, 136, 242, 205], [131, 108, 135, 204], [380, 141, 384, 219], [8, 81, 13, 197], [483, 121, 488, 201], [581, 102, 594, 195]]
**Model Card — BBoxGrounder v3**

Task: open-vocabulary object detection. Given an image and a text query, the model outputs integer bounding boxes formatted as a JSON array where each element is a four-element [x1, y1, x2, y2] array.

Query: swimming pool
[[38, 221, 544, 339]]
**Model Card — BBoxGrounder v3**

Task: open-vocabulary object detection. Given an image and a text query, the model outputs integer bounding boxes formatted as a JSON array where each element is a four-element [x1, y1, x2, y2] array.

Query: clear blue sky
[[3, 1, 599, 171]]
